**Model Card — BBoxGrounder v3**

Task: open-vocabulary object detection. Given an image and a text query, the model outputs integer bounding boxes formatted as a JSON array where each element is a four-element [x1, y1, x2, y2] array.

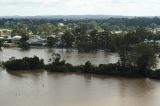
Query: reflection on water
[[0, 70, 160, 106], [0, 48, 160, 106]]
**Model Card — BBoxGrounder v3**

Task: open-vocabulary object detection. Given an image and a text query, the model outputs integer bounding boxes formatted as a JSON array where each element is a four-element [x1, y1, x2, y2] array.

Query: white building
[[146, 28, 160, 34], [58, 23, 65, 27], [12, 36, 22, 43], [0, 29, 12, 39], [111, 31, 128, 34]]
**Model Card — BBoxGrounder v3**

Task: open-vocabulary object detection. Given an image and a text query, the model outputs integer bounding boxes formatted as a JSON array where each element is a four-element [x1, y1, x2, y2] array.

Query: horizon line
[[0, 14, 160, 17]]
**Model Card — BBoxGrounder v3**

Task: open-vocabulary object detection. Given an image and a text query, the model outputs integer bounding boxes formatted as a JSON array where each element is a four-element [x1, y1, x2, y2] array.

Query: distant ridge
[[0, 15, 148, 19]]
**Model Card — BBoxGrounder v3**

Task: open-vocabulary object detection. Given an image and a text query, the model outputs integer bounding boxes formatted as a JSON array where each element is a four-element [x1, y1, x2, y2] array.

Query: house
[[58, 23, 65, 27], [12, 36, 22, 44], [111, 31, 127, 34], [49, 35, 56, 38], [144, 39, 160, 47], [0, 29, 12, 39], [146, 28, 160, 34], [26, 35, 46, 46]]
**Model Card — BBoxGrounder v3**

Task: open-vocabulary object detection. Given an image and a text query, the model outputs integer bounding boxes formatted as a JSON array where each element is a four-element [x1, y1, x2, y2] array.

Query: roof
[[12, 36, 22, 40], [26, 37, 45, 44]]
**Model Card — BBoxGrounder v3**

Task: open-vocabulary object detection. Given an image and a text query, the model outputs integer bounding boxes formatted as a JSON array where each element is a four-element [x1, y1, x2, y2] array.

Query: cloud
[[0, 0, 160, 16]]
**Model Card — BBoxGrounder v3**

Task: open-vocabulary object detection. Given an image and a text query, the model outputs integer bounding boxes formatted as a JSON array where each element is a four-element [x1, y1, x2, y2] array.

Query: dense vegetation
[[2, 17, 160, 51], [3, 56, 44, 70], [10, 22, 158, 51]]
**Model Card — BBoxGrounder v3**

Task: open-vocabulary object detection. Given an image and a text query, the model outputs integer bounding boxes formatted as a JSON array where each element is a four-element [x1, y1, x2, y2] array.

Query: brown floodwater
[[0, 48, 119, 65], [0, 70, 160, 106], [0, 48, 160, 106]]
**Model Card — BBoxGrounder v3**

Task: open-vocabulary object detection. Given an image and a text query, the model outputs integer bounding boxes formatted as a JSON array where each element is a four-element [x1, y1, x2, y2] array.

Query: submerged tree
[[133, 43, 157, 72], [19, 34, 30, 50], [119, 43, 157, 76], [61, 30, 75, 48], [118, 47, 132, 67], [0, 39, 3, 50], [47, 36, 58, 48]]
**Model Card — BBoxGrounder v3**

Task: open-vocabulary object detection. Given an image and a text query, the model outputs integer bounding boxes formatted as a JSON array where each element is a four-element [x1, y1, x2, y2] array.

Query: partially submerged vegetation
[[3, 56, 44, 70], [2, 43, 160, 79], [18, 35, 30, 50], [2, 54, 159, 79]]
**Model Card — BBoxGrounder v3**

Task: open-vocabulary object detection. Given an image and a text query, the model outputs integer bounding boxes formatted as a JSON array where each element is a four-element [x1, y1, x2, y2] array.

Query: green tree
[[133, 43, 157, 71], [118, 43, 157, 76], [73, 26, 89, 51], [118, 47, 132, 67], [61, 30, 75, 48], [19, 35, 30, 50], [11, 24, 28, 37], [89, 29, 99, 50], [99, 30, 117, 51], [0, 39, 3, 50], [123, 28, 149, 45], [47, 36, 58, 48]]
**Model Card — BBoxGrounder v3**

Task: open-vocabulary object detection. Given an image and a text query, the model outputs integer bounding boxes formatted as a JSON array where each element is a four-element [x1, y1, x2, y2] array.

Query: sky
[[0, 0, 160, 16]]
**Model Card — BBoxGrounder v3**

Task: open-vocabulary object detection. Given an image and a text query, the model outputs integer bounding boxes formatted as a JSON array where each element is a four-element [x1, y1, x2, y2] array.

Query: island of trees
[[2, 42, 160, 79]]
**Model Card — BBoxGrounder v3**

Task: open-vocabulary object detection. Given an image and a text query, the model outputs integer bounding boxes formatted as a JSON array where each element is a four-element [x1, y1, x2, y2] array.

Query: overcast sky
[[0, 0, 160, 16]]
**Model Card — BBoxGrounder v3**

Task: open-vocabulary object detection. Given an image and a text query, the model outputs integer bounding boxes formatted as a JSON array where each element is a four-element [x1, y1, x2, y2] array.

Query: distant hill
[[0, 15, 160, 27], [0, 15, 136, 20]]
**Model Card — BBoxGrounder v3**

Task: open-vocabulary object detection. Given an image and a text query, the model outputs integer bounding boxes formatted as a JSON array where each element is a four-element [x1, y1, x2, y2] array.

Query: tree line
[[1, 18, 160, 51], [9, 21, 160, 52], [1, 17, 160, 28]]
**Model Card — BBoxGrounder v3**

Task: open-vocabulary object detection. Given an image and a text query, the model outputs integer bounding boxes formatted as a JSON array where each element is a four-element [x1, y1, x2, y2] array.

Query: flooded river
[[0, 48, 160, 106], [0, 48, 119, 65]]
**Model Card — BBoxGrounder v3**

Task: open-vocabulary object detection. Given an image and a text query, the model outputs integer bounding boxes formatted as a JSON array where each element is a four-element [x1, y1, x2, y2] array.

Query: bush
[[83, 61, 96, 73], [3, 56, 44, 70]]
